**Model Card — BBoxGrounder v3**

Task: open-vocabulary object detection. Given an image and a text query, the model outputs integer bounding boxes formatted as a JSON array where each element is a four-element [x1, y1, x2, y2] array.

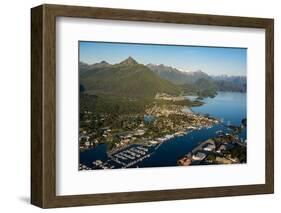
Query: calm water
[[80, 92, 247, 169], [190, 92, 246, 126]]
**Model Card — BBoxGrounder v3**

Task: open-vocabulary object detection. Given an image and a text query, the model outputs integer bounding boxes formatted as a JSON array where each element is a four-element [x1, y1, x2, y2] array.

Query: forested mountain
[[147, 63, 246, 93], [212, 75, 246, 92], [79, 60, 110, 74], [80, 57, 181, 98], [147, 64, 211, 85], [79, 58, 246, 98]]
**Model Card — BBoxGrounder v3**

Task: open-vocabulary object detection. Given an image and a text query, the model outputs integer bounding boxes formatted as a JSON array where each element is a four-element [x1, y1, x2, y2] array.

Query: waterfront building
[[203, 144, 216, 151], [192, 152, 206, 161]]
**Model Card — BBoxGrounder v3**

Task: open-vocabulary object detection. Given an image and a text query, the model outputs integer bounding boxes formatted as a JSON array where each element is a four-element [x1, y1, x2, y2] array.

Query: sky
[[79, 41, 247, 76]]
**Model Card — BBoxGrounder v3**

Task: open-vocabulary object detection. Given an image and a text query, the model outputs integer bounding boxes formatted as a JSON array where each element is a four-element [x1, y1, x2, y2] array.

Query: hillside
[[79, 60, 110, 74], [146, 64, 189, 84], [181, 78, 218, 97], [80, 57, 181, 98], [212, 75, 246, 92], [147, 63, 246, 93], [147, 63, 211, 84], [80, 59, 246, 99]]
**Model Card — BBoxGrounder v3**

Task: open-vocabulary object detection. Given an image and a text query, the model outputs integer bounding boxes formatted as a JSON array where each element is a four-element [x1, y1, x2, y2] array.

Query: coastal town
[[79, 115, 246, 170], [79, 93, 219, 151], [78, 44, 247, 170], [77, 92, 247, 170]]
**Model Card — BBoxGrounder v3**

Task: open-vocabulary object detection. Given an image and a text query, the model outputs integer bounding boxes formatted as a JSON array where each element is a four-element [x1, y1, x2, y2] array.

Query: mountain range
[[80, 57, 246, 98], [80, 57, 181, 98], [147, 64, 211, 85]]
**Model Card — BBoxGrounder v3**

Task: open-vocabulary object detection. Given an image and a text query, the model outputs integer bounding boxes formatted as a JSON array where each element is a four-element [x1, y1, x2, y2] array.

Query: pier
[[101, 145, 153, 168]]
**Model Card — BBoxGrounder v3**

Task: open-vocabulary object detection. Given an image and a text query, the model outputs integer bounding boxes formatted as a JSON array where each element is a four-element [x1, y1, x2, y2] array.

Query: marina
[[89, 145, 154, 169], [79, 92, 247, 170]]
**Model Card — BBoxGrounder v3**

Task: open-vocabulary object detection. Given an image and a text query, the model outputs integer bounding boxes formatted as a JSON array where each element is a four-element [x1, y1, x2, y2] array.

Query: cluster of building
[[155, 93, 185, 101], [113, 129, 145, 149], [178, 131, 246, 166], [145, 104, 188, 117], [79, 132, 99, 150], [92, 160, 116, 169], [79, 163, 92, 170], [79, 102, 220, 156], [144, 104, 218, 135]]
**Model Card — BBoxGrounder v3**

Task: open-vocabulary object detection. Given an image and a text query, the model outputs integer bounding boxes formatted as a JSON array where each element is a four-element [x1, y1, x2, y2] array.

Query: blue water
[[137, 92, 247, 168], [79, 92, 247, 169], [191, 92, 246, 126], [137, 125, 226, 168], [80, 144, 108, 167]]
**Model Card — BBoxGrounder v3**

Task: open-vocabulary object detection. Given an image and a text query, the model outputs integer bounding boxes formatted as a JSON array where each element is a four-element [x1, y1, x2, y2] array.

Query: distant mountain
[[146, 64, 189, 84], [147, 64, 211, 84], [147, 63, 246, 93], [181, 75, 247, 97], [181, 78, 218, 97], [80, 57, 181, 98], [80, 59, 246, 98], [79, 60, 110, 74], [119, 56, 138, 65], [212, 75, 246, 85], [79, 62, 91, 74], [212, 75, 247, 92], [184, 70, 212, 83], [90, 60, 110, 68]]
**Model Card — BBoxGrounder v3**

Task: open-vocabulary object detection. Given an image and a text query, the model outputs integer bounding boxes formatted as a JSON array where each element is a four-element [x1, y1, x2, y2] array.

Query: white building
[[203, 144, 216, 151], [192, 152, 206, 161]]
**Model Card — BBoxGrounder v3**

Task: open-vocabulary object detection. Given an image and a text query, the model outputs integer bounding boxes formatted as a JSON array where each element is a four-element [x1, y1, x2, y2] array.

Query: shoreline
[[79, 92, 246, 170]]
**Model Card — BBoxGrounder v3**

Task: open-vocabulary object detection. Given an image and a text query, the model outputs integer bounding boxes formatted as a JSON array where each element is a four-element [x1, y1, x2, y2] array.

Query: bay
[[79, 92, 247, 169]]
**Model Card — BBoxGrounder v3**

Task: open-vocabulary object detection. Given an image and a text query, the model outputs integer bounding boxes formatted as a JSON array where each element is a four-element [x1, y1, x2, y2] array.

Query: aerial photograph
[[78, 41, 247, 170]]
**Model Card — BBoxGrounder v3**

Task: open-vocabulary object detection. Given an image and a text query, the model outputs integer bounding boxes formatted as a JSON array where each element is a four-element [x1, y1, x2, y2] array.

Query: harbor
[[79, 92, 247, 170], [81, 144, 159, 170]]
